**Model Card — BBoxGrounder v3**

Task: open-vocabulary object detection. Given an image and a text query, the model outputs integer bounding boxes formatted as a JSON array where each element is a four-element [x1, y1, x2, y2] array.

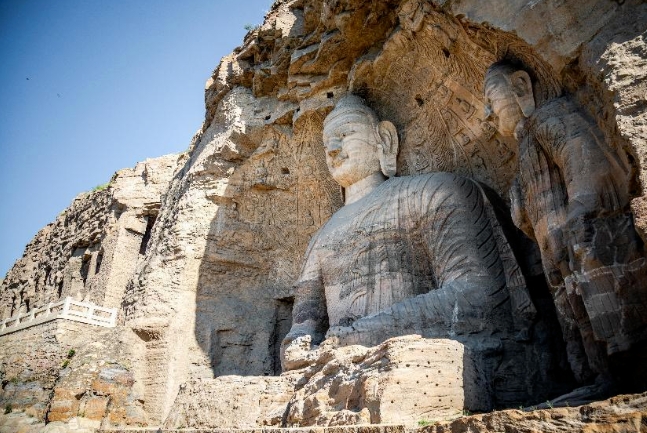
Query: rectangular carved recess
[[270, 297, 294, 376], [80, 255, 91, 285], [139, 214, 157, 255]]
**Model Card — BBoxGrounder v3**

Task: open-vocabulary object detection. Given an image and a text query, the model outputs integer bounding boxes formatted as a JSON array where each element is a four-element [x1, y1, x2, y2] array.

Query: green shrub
[[67, 349, 76, 358], [4, 404, 11, 414], [91, 183, 110, 192]]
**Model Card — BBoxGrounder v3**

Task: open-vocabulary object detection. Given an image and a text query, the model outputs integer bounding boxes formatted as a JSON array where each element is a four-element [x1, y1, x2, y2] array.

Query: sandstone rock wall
[[1, 190, 113, 319], [0, 154, 180, 318], [163, 376, 296, 429], [0, 321, 147, 433], [44, 327, 148, 429], [0, 321, 79, 421], [122, 88, 344, 423], [0, 155, 180, 430]]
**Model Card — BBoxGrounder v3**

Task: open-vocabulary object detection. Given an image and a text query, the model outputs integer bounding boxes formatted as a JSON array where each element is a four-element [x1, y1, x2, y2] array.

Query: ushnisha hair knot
[[324, 94, 379, 127]]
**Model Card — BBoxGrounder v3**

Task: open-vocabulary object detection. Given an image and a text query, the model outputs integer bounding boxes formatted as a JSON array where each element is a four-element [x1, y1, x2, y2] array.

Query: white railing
[[0, 297, 117, 336]]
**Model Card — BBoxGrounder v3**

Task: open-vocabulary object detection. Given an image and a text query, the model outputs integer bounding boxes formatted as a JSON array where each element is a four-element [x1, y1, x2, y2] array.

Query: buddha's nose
[[326, 140, 342, 158]]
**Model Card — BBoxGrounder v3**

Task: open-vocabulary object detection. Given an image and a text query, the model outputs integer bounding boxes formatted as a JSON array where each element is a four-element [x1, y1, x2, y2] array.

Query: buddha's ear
[[377, 120, 399, 178], [510, 70, 535, 117]]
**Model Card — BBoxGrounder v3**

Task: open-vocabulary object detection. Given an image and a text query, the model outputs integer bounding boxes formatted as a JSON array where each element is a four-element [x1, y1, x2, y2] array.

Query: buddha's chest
[[316, 203, 435, 326]]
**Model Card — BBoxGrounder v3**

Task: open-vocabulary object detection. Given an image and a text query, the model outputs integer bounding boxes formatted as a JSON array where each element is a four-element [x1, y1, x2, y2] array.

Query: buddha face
[[323, 111, 382, 188], [484, 73, 526, 138]]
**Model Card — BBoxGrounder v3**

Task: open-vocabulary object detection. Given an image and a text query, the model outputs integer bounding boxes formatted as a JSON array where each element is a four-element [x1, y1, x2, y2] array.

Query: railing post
[[87, 306, 95, 321], [62, 297, 70, 317], [46, 303, 52, 316]]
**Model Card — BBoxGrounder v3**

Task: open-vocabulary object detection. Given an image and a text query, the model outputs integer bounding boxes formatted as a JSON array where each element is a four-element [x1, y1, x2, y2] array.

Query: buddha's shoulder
[[527, 96, 578, 131]]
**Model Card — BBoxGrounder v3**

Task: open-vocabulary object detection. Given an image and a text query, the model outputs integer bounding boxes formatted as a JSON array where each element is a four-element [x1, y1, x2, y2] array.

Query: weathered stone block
[[163, 376, 296, 429]]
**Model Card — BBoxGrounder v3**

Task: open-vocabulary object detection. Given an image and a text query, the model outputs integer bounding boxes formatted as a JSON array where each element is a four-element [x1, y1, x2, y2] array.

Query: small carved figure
[[281, 96, 540, 389], [485, 61, 647, 392]]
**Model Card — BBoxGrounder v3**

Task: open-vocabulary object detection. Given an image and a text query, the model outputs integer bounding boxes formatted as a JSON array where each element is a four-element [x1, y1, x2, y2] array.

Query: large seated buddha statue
[[280, 96, 573, 408]]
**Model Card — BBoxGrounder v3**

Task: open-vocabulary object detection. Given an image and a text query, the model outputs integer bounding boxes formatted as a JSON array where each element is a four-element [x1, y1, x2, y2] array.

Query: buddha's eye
[[484, 104, 494, 120]]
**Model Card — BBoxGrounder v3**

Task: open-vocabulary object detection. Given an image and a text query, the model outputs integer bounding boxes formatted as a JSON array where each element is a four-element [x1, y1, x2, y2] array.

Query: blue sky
[[0, 0, 271, 276]]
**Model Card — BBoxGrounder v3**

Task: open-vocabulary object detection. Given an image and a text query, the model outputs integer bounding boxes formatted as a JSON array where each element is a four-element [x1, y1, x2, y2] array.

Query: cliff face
[[0, 154, 181, 318], [0, 154, 180, 431], [2, 0, 647, 431]]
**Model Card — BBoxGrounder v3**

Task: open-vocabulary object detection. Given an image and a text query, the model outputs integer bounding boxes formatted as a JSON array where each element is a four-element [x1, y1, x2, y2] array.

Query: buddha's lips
[[330, 155, 348, 168]]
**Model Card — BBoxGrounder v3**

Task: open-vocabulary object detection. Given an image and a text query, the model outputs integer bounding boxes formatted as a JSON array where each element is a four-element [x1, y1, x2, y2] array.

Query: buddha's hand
[[326, 325, 357, 344], [281, 327, 309, 349], [280, 322, 318, 371], [327, 312, 396, 346]]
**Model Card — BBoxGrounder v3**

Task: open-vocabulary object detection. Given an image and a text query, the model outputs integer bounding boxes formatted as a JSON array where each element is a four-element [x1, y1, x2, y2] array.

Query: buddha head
[[323, 95, 398, 188], [484, 62, 535, 139]]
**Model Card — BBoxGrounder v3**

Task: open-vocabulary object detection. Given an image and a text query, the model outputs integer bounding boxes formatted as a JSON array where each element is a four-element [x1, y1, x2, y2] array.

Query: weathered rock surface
[[163, 336, 473, 428], [423, 392, 647, 433], [0, 322, 147, 433], [102, 426, 406, 433], [0, 321, 79, 421], [1, 155, 179, 432], [1, 153, 180, 317], [163, 376, 295, 429], [99, 393, 647, 433], [44, 328, 148, 428]]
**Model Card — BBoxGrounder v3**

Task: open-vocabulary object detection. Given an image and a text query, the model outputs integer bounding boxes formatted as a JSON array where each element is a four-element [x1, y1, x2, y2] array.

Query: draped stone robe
[[512, 97, 647, 380], [291, 172, 533, 347]]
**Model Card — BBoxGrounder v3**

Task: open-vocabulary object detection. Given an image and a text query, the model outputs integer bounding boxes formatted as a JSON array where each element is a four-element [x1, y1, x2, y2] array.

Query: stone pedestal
[[284, 336, 478, 426], [164, 336, 482, 428]]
